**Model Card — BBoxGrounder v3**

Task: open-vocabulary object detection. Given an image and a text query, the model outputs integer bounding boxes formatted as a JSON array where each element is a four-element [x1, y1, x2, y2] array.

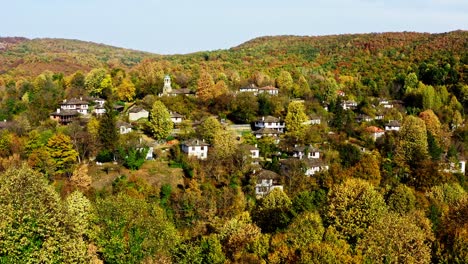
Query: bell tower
[[163, 75, 172, 94]]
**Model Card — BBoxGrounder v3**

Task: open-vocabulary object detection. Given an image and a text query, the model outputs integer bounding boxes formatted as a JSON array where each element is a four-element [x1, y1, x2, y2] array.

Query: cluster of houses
[[41, 75, 467, 198]]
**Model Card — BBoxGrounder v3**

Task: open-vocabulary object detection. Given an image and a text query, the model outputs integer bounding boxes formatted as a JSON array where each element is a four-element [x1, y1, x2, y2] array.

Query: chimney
[[254, 144, 257, 148], [57, 108, 60, 113], [80, 96, 82, 101], [63, 99, 66, 103], [262, 116, 265, 121]]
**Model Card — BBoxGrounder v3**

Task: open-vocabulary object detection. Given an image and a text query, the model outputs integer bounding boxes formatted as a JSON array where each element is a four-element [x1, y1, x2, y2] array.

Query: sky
[[1, 0, 467, 54]]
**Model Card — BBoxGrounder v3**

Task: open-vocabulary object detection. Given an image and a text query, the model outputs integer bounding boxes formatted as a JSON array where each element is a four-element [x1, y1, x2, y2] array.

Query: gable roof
[[253, 128, 283, 135], [256, 115, 282, 123], [386, 120, 401, 127], [170, 112, 183, 118], [182, 138, 209, 147], [258, 85, 278, 91], [128, 106, 148, 113], [60, 98, 88, 105], [366, 126, 384, 133], [255, 169, 281, 180]]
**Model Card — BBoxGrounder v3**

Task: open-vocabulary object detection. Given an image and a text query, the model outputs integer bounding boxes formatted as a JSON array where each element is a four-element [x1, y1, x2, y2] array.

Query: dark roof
[[50, 110, 79, 116], [60, 98, 88, 105], [256, 115, 281, 123], [386, 120, 401, 127], [182, 138, 209, 147], [258, 85, 278, 91], [0, 120, 13, 129], [116, 121, 133, 128], [253, 128, 283, 135], [129, 106, 148, 113], [254, 169, 281, 180], [170, 112, 183, 118], [242, 144, 259, 151], [168, 88, 192, 94], [240, 84, 258, 89]]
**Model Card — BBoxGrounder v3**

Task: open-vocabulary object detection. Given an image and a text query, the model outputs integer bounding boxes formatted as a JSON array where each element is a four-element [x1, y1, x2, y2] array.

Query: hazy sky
[[1, 0, 467, 54]]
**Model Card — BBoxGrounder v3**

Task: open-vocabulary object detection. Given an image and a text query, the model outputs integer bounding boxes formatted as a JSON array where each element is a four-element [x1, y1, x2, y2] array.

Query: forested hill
[[0, 37, 156, 76], [1, 31, 467, 88]]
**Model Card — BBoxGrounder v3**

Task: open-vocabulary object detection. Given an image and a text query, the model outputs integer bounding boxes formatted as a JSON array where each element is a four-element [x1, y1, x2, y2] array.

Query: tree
[[252, 188, 294, 233], [327, 178, 387, 245], [396, 116, 429, 168], [276, 71, 293, 95], [387, 184, 417, 215], [212, 130, 238, 159], [285, 101, 308, 142], [286, 211, 325, 248], [357, 212, 434, 264], [293, 75, 310, 98], [85, 68, 107, 96], [197, 116, 222, 144], [95, 193, 179, 263], [70, 163, 92, 190], [47, 133, 79, 176], [229, 92, 259, 123], [116, 78, 136, 102], [0, 165, 89, 263], [196, 70, 215, 103], [149, 100, 172, 140], [98, 100, 118, 151]]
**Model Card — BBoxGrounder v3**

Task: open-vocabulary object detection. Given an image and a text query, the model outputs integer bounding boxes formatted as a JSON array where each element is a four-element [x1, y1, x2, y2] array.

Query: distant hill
[[0, 37, 157, 76], [1, 31, 467, 86]]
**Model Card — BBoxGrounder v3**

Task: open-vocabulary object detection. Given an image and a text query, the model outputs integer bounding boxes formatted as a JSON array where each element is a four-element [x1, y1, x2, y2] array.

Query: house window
[[201, 146, 204, 150], [268, 122, 272, 126], [191, 147, 195, 151]]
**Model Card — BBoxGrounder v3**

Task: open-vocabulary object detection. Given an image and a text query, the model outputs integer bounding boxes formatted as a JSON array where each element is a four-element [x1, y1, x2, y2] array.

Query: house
[[253, 128, 283, 139], [93, 105, 106, 116], [254, 169, 283, 198], [258, 85, 279, 96], [128, 106, 149, 121], [292, 145, 321, 159], [117, 121, 133, 134], [0, 120, 13, 130], [342, 100, 357, 110], [337, 90, 346, 97], [170, 112, 183, 124], [445, 158, 466, 174], [302, 115, 321, 125], [304, 159, 329, 176], [378, 98, 393, 109], [356, 114, 373, 123], [50, 109, 79, 125], [60, 98, 89, 115], [366, 126, 385, 141], [254, 116, 285, 132], [385, 120, 401, 131], [374, 113, 385, 120], [181, 138, 209, 160], [239, 84, 259, 94]]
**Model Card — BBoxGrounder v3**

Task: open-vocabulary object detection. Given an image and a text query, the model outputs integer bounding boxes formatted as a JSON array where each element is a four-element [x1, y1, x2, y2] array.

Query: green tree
[[85, 68, 108, 96], [357, 212, 434, 264], [98, 100, 118, 151], [327, 178, 387, 245], [286, 211, 325, 248], [276, 70, 293, 95], [95, 193, 179, 263], [387, 184, 417, 215], [285, 101, 308, 142], [212, 130, 238, 159], [197, 116, 222, 144], [253, 188, 294, 233], [47, 133, 79, 176], [149, 100, 172, 140], [396, 116, 429, 168], [0, 165, 89, 263]]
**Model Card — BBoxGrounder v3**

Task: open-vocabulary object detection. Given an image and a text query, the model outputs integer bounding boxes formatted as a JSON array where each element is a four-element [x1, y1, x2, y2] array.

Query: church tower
[[163, 75, 172, 94]]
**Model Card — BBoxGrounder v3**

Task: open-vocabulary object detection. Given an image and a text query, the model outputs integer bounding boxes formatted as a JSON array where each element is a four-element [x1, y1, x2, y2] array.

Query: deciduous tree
[[149, 100, 172, 140]]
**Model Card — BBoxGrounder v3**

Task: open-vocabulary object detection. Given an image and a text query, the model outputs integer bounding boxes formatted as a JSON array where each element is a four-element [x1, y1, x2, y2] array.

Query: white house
[[304, 159, 329, 176], [181, 138, 209, 160], [385, 120, 401, 132], [254, 116, 285, 132], [366, 126, 385, 141], [446, 160, 466, 174], [379, 98, 393, 109], [128, 106, 149, 121], [93, 105, 106, 116], [170, 112, 183, 124], [342, 100, 357, 110], [60, 98, 89, 115], [292, 145, 321, 159], [239, 84, 259, 94], [117, 121, 133, 134], [253, 128, 282, 139], [254, 170, 283, 198], [258, 85, 279, 96]]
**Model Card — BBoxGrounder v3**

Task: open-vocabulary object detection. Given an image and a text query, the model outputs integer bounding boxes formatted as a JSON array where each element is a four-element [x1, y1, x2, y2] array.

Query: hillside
[[0, 37, 157, 76]]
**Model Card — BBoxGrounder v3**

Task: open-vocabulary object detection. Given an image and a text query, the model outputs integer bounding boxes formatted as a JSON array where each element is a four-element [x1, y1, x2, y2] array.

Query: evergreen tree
[[98, 100, 118, 151]]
